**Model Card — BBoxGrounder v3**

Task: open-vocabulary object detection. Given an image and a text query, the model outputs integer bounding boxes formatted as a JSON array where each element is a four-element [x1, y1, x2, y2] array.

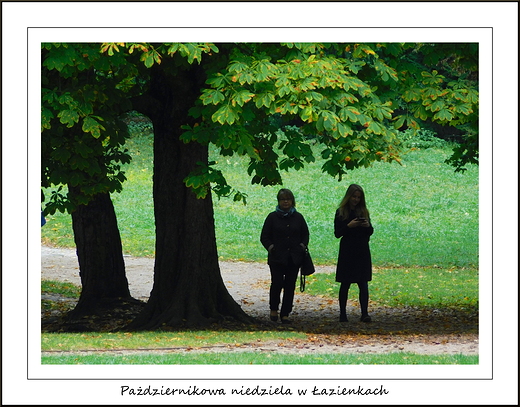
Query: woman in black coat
[[334, 184, 374, 322], [260, 189, 310, 324]]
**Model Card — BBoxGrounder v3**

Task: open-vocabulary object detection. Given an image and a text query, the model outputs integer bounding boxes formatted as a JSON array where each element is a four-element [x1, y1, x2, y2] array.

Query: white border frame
[[2, 1, 518, 405]]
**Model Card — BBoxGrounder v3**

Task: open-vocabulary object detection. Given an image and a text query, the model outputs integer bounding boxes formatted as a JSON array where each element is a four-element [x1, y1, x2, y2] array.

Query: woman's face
[[278, 195, 293, 210], [348, 190, 362, 209]]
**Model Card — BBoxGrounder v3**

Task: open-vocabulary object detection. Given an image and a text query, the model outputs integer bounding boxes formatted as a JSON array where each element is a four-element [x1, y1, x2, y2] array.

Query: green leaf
[[300, 106, 314, 123], [184, 44, 203, 64], [50, 147, 71, 163], [300, 78, 318, 91], [374, 59, 398, 82], [140, 49, 162, 68], [255, 60, 275, 82], [367, 121, 383, 134], [142, 53, 154, 68], [392, 115, 406, 129], [58, 109, 79, 127], [212, 105, 240, 125], [467, 88, 479, 104], [413, 105, 430, 121], [233, 191, 248, 205], [403, 88, 422, 102], [339, 106, 360, 122], [373, 107, 384, 120], [82, 116, 105, 138], [237, 132, 255, 157], [335, 122, 352, 138], [427, 99, 445, 112], [342, 76, 362, 92], [41, 108, 54, 131], [58, 94, 75, 107], [42, 90, 57, 104], [345, 60, 365, 74], [228, 60, 249, 73], [254, 92, 275, 108], [237, 70, 255, 85], [206, 74, 226, 88], [201, 89, 225, 105], [69, 155, 90, 171], [421, 70, 445, 85], [434, 108, 454, 122], [184, 174, 202, 189], [453, 104, 473, 115], [42, 46, 78, 72], [100, 43, 123, 56], [75, 141, 94, 158], [68, 171, 85, 187], [304, 91, 323, 103], [166, 43, 215, 64], [423, 87, 442, 100], [319, 110, 339, 132], [453, 90, 467, 101], [277, 85, 294, 97], [232, 90, 254, 107]]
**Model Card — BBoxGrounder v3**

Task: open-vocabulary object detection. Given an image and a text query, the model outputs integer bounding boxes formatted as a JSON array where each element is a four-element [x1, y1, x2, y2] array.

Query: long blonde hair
[[337, 184, 370, 220]]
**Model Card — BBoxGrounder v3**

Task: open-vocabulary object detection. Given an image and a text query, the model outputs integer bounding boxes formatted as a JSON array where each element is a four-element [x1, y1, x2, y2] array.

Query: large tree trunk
[[68, 189, 133, 319], [128, 58, 254, 329]]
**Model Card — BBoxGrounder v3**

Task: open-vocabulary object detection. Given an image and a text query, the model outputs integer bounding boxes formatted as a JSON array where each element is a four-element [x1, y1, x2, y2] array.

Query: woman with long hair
[[334, 184, 374, 322]]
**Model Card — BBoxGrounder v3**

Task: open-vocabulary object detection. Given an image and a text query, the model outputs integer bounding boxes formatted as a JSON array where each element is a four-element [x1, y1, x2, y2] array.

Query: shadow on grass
[[42, 294, 477, 340]]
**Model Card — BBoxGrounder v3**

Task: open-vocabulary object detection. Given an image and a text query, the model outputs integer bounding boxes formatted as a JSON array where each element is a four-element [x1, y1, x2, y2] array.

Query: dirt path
[[41, 246, 478, 355]]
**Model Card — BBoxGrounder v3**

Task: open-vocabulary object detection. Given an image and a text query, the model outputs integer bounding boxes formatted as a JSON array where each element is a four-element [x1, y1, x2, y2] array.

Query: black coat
[[260, 209, 310, 267], [334, 209, 374, 283]]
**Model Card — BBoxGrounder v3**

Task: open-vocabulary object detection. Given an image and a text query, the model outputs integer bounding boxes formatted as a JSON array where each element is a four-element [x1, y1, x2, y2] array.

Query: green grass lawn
[[304, 266, 478, 309], [41, 329, 307, 351], [41, 352, 477, 365], [41, 262, 478, 365], [42, 132, 478, 269], [41, 127, 479, 365]]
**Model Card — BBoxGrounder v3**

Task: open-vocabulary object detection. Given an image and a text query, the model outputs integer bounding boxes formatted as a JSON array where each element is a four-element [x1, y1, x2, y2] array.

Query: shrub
[[397, 129, 450, 149]]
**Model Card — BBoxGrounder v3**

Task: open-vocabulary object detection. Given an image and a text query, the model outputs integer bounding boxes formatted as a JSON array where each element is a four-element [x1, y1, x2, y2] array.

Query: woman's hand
[[359, 218, 370, 227], [348, 218, 369, 228]]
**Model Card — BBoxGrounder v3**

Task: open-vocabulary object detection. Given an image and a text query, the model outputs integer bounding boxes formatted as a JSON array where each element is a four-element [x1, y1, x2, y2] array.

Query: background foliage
[[42, 42, 478, 215], [42, 118, 478, 268]]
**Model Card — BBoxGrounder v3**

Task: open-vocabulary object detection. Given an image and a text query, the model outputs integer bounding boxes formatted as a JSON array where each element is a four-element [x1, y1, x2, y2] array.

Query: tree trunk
[[69, 189, 133, 318], [128, 59, 254, 329]]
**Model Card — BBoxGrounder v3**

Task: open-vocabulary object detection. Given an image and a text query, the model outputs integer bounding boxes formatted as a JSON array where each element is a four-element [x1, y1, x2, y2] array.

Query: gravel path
[[41, 246, 478, 355]]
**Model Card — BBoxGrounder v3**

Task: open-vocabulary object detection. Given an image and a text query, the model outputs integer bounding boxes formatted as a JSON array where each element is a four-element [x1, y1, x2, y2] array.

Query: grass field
[[41, 352, 477, 365], [41, 126, 479, 365], [42, 131, 478, 268]]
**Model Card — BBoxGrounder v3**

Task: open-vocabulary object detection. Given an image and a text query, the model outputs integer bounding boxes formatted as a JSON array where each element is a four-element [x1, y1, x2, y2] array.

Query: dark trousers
[[339, 281, 369, 316], [269, 259, 300, 317]]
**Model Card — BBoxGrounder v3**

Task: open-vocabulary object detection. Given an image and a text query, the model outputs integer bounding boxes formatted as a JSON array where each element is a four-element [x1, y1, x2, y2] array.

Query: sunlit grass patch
[[304, 266, 478, 309], [41, 280, 81, 298]]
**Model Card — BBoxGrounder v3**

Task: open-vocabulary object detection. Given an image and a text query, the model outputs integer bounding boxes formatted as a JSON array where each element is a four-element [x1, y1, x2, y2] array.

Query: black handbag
[[299, 247, 315, 292]]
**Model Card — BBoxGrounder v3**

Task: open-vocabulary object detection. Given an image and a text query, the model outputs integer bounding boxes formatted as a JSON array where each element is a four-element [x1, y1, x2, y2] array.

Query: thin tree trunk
[[69, 189, 132, 318]]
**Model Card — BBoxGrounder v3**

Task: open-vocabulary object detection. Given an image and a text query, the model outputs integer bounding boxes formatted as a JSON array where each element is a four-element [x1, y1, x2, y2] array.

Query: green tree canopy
[[41, 43, 138, 213], [42, 42, 479, 328]]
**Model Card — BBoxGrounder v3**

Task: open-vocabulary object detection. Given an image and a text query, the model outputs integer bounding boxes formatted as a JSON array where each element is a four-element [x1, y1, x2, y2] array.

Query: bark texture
[[69, 189, 132, 318], [128, 58, 253, 329]]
